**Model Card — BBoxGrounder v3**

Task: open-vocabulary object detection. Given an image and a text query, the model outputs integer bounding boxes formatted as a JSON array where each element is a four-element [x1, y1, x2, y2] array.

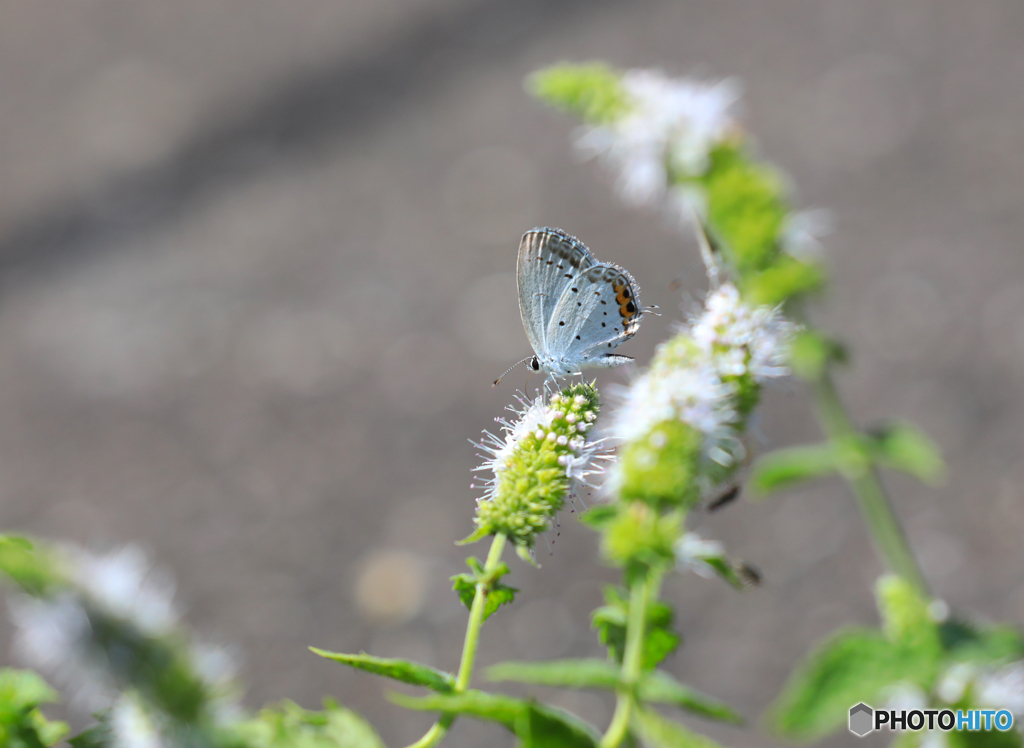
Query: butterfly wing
[[544, 262, 642, 369], [517, 228, 598, 358]]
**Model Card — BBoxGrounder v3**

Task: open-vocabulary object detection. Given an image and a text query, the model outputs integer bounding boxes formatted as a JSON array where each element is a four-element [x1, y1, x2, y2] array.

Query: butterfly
[[495, 227, 650, 384]]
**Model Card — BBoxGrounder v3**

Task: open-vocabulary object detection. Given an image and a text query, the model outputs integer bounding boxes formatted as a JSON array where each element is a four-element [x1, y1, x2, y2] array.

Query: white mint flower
[[690, 283, 795, 382], [609, 366, 735, 447], [575, 70, 740, 208]]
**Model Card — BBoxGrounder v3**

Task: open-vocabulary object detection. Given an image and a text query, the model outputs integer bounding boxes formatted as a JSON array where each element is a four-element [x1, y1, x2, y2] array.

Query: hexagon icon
[[849, 703, 874, 737]]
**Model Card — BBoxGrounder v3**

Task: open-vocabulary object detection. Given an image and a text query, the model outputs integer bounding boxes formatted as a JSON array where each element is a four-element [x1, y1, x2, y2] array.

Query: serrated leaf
[[749, 443, 843, 495], [869, 422, 945, 485], [578, 505, 619, 529], [631, 707, 728, 748], [769, 628, 931, 741], [392, 690, 598, 747], [309, 650, 454, 693], [487, 659, 620, 690], [451, 557, 516, 619], [638, 672, 743, 725]]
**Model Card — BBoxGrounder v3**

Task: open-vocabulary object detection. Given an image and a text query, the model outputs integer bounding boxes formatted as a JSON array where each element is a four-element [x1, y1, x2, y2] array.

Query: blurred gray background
[[1, 1, 1022, 746]]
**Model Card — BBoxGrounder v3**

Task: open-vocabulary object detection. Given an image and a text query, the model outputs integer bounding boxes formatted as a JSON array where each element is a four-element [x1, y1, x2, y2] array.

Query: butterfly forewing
[[517, 228, 597, 358]]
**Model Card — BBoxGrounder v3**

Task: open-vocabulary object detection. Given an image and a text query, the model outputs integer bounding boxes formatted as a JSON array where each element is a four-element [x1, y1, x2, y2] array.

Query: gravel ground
[[0, 2, 1022, 746]]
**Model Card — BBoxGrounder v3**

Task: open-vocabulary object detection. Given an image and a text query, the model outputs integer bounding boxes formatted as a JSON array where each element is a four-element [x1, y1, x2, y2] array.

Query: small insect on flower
[[468, 383, 609, 559]]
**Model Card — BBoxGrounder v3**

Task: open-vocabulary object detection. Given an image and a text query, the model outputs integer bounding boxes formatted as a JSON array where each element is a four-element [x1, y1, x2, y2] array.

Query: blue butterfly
[[496, 227, 650, 384]]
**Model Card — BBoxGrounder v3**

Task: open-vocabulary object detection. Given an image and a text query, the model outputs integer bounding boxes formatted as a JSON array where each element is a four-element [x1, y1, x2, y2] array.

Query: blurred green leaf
[[939, 619, 1024, 665], [0, 669, 68, 748], [578, 505, 619, 529], [638, 672, 743, 725], [769, 628, 931, 741], [631, 707, 727, 748], [0, 536, 61, 596], [308, 650, 454, 693], [527, 62, 630, 124], [517, 703, 600, 748], [234, 699, 384, 748], [391, 689, 598, 746], [487, 659, 620, 689], [749, 443, 843, 495], [68, 721, 111, 748], [868, 422, 946, 485], [743, 256, 824, 307], [788, 331, 846, 381]]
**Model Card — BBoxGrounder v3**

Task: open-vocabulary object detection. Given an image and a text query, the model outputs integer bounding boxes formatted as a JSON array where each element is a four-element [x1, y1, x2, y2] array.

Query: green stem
[[404, 533, 507, 748], [814, 370, 929, 596], [600, 571, 659, 748]]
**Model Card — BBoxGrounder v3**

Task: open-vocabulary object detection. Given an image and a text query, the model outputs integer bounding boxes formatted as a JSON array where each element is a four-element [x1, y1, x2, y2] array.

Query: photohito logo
[[849, 703, 1015, 738]]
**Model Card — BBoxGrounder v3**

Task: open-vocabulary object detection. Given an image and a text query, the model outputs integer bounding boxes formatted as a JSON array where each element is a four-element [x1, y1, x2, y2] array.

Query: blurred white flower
[[9, 592, 114, 710], [68, 545, 178, 636], [111, 693, 165, 748], [575, 70, 740, 208], [975, 661, 1024, 714]]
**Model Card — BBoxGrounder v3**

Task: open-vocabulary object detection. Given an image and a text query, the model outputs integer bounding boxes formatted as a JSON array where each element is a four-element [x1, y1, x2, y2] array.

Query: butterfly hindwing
[[546, 262, 642, 367], [517, 228, 597, 358]]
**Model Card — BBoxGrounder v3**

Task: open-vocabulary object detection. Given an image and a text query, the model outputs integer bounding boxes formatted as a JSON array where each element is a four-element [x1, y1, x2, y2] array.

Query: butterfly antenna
[[493, 356, 534, 387]]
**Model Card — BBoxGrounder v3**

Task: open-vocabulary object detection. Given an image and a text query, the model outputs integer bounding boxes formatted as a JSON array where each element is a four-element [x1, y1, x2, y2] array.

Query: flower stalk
[[405, 533, 507, 748], [813, 370, 929, 597]]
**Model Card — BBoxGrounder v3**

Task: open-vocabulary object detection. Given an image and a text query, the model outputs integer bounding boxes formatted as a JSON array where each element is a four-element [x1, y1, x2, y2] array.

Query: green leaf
[[527, 62, 630, 124], [456, 527, 491, 546], [638, 672, 743, 725], [769, 627, 931, 741], [593, 587, 680, 669], [487, 659, 620, 690], [749, 443, 843, 495], [232, 699, 385, 748], [578, 505, 619, 529], [308, 650, 454, 693], [390, 690, 522, 730], [868, 422, 946, 485], [392, 690, 598, 747], [450, 558, 517, 621], [631, 707, 727, 748]]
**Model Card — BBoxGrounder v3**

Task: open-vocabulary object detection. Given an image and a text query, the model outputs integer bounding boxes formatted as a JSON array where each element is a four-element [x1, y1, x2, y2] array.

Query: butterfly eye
[[531, 357, 540, 371]]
